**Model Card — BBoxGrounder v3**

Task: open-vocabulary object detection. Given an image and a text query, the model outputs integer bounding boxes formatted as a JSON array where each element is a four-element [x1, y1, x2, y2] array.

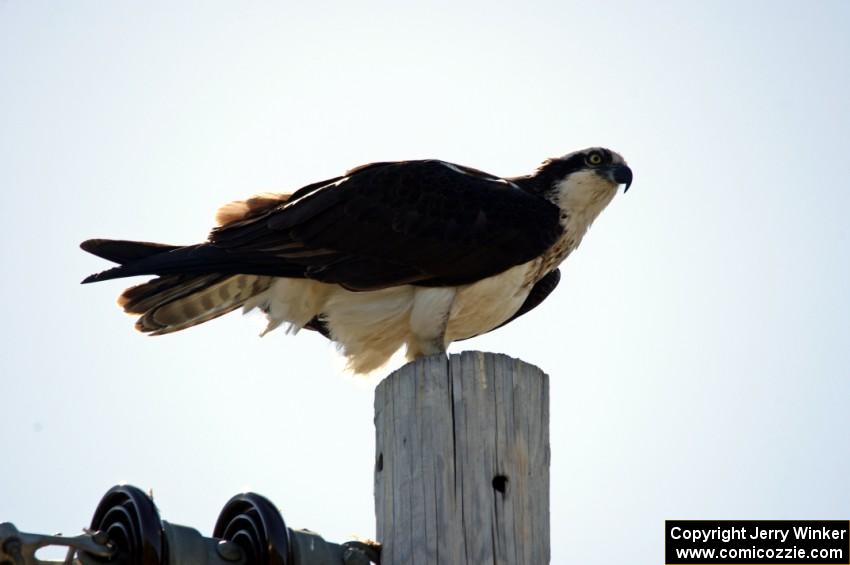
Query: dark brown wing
[[208, 160, 562, 290], [82, 160, 562, 290]]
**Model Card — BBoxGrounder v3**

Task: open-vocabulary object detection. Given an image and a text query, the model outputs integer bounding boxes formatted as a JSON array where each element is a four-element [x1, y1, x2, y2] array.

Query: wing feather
[[85, 160, 562, 290], [208, 160, 562, 290]]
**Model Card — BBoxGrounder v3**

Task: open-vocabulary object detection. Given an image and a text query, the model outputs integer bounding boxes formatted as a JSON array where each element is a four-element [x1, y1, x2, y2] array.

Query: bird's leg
[[409, 334, 448, 358], [407, 287, 455, 361], [407, 330, 449, 362]]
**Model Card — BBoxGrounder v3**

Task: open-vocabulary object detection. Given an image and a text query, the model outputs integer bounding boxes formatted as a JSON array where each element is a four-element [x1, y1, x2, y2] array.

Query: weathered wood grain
[[375, 351, 550, 564]]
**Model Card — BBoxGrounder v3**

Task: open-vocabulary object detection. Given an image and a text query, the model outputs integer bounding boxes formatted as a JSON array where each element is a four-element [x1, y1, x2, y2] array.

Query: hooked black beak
[[611, 164, 633, 192]]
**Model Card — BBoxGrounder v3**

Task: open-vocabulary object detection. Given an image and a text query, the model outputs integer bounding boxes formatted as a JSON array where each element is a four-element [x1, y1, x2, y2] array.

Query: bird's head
[[533, 147, 632, 218]]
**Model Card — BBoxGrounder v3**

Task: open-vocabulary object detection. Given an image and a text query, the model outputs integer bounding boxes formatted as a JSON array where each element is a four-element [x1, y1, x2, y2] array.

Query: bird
[[81, 147, 632, 373]]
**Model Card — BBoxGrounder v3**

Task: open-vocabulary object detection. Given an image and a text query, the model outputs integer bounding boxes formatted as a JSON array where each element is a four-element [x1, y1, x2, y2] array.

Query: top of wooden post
[[374, 351, 550, 565]]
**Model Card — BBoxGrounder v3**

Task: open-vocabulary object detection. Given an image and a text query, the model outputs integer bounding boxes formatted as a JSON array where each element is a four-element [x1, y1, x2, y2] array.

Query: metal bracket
[[289, 530, 379, 564], [0, 522, 113, 565]]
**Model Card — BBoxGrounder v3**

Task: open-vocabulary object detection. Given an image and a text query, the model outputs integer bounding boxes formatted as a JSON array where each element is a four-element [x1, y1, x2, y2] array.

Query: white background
[[2, 2, 849, 563]]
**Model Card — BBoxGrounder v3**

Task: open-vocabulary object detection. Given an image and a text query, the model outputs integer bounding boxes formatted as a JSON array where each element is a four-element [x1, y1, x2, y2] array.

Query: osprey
[[82, 148, 632, 373]]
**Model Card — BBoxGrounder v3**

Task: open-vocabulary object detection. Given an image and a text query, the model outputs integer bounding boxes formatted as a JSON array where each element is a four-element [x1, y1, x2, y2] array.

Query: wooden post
[[374, 351, 550, 565]]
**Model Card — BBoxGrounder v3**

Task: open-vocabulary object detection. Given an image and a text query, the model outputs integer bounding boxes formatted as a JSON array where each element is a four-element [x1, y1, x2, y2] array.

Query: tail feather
[[80, 242, 213, 284], [119, 274, 274, 335], [80, 239, 180, 264], [119, 273, 230, 314], [81, 236, 306, 336], [81, 238, 305, 284]]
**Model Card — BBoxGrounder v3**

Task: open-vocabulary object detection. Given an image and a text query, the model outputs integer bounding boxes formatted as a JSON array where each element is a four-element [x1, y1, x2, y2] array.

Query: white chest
[[526, 170, 618, 283]]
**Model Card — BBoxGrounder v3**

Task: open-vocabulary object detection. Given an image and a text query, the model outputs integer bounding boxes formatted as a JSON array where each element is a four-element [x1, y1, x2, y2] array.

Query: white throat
[[555, 170, 618, 232], [531, 170, 619, 280]]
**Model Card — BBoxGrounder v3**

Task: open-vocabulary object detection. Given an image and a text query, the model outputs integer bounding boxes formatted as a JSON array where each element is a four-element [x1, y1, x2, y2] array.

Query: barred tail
[[119, 273, 274, 335]]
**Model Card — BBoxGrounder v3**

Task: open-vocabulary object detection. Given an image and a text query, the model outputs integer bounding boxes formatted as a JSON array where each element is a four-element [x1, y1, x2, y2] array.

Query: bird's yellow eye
[[586, 152, 603, 166]]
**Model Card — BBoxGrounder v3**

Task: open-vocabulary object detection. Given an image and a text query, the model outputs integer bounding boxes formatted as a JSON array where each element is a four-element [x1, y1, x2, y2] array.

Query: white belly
[[445, 262, 534, 341], [255, 261, 537, 373]]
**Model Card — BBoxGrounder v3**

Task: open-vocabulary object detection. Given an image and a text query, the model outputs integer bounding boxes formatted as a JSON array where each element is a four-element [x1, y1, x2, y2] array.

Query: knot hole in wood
[[492, 474, 509, 494]]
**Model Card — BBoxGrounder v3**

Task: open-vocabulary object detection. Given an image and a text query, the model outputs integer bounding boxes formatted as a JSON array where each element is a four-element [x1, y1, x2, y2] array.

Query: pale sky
[[1, 2, 849, 563]]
